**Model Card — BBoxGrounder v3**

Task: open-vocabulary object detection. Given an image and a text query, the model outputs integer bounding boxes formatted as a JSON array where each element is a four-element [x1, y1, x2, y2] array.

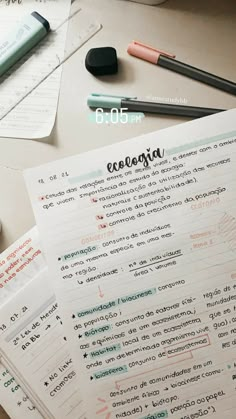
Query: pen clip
[[132, 41, 175, 59], [90, 93, 137, 100]]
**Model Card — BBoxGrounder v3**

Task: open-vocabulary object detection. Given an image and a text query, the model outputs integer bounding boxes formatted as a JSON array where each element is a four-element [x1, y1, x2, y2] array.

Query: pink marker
[[127, 40, 236, 95]]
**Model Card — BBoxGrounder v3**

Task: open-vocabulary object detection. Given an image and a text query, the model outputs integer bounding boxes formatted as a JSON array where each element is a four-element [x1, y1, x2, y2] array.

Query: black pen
[[127, 41, 236, 96], [87, 93, 225, 119]]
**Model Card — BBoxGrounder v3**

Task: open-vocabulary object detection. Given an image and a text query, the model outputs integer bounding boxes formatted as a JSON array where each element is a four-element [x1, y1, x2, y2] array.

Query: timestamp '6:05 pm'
[[95, 108, 144, 124]]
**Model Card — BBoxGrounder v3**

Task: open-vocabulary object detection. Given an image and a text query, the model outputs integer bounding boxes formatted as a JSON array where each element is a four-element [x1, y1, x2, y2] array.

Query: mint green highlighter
[[0, 12, 50, 78]]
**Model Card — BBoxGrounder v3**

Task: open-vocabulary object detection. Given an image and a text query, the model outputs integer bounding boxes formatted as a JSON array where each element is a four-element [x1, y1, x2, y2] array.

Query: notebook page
[[0, 0, 71, 139], [0, 69, 61, 140], [0, 227, 45, 418], [24, 109, 236, 418], [0, 270, 85, 419], [0, 365, 42, 419], [0, 226, 44, 310]]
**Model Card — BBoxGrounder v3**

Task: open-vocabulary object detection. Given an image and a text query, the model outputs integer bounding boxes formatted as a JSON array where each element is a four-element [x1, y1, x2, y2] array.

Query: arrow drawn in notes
[[98, 286, 104, 298], [115, 381, 121, 390], [96, 398, 111, 418]]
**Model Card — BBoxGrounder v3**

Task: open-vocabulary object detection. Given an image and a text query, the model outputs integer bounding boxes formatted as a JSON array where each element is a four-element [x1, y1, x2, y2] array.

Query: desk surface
[[0, 407, 8, 419], [0, 0, 236, 417]]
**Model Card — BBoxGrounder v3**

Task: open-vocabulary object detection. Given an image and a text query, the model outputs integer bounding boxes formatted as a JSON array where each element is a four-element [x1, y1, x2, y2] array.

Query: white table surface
[[0, 0, 235, 254]]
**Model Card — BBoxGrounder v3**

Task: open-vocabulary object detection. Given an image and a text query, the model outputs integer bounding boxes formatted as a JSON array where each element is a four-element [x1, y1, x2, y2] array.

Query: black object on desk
[[85, 47, 118, 76]]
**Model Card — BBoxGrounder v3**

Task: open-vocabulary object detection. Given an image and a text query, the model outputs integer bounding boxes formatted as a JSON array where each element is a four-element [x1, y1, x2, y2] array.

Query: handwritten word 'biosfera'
[[107, 148, 165, 173]]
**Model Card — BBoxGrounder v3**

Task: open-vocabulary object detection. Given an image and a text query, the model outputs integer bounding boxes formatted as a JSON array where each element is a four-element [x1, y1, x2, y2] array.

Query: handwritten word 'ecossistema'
[[107, 148, 165, 173]]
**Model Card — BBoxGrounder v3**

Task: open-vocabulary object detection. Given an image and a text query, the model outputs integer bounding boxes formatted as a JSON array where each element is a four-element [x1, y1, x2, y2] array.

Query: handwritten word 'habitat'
[[107, 148, 165, 173]]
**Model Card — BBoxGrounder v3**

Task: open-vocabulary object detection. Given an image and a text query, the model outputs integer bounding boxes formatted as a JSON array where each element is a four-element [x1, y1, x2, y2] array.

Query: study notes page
[[25, 109, 236, 418], [0, 227, 44, 418], [0, 270, 85, 419]]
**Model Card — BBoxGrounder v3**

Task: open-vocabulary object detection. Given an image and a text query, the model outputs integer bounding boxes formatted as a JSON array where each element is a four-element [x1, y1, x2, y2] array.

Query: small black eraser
[[85, 47, 118, 76]]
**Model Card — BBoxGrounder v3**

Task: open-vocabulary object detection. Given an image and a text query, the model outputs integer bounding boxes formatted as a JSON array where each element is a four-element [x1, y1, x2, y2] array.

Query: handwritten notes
[[24, 109, 236, 418], [0, 0, 71, 139], [0, 270, 85, 418], [0, 365, 42, 419], [0, 226, 44, 306], [0, 227, 44, 418]]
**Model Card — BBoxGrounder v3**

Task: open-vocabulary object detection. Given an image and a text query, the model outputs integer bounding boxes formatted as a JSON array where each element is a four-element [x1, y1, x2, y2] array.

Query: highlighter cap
[[0, 12, 50, 78], [31, 11, 50, 33], [127, 41, 175, 64], [85, 47, 118, 76]]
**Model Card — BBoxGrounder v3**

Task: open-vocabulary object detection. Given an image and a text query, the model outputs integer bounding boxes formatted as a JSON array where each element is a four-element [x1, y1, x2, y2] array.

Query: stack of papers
[[1, 109, 236, 418], [0, 0, 71, 139], [0, 1, 101, 140], [0, 228, 44, 418]]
